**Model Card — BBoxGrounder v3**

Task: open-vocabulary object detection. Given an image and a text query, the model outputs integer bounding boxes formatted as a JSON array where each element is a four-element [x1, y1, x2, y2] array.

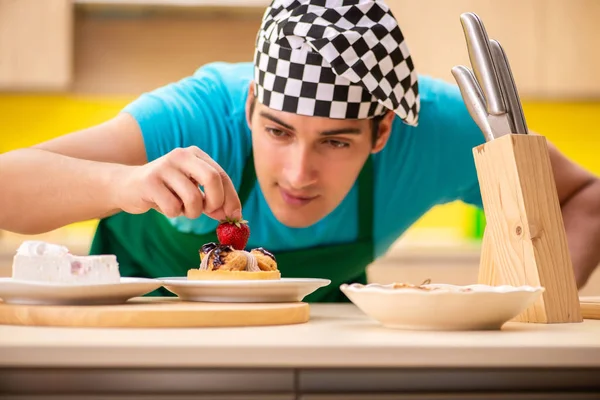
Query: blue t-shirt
[[122, 62, 485, 259]]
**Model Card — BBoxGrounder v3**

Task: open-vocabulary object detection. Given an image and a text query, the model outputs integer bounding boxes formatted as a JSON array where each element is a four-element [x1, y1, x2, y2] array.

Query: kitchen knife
[[489, 39, 529, 134], [459, 12, 506, 116], [452, 65, 495, 142]]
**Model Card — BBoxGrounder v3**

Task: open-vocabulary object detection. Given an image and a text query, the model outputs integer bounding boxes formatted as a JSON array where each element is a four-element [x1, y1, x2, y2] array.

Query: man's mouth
[[278, 186, 319, 206]]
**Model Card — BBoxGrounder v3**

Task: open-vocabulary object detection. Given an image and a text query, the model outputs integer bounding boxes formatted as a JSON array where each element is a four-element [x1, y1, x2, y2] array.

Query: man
[[1, 0, 599, 301]]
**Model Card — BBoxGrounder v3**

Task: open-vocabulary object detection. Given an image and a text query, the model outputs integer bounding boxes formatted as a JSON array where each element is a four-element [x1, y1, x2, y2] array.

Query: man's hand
[[112, 146, 242, 221], [0, 113, 242, 235]]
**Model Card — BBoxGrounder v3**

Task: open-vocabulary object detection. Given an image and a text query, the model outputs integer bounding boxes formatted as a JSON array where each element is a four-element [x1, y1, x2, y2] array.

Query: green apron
[[89, 152, 374, 302]]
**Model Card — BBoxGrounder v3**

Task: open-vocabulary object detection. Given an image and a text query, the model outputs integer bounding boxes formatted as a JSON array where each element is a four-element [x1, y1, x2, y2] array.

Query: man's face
[[246, 86, 393, 228]]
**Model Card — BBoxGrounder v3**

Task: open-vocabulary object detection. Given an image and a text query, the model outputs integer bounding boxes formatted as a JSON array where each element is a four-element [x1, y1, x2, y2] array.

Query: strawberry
[[216, 217, 250, 250]]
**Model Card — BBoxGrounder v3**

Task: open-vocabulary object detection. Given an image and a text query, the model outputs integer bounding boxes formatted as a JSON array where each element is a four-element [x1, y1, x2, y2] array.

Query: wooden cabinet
[[0, 0, 72, 91], [540, 0, 600, 98], [386, 0, 600, 99], [386, 0, 542, 96], [70, 10, 262, 95], [0, 0, 598, 97]]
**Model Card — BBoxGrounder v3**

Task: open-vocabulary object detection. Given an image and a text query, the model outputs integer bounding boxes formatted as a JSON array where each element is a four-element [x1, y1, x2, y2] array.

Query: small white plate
[[340, 282, 545, 331], [0, 277, 162, 306], [159, 277, 331, 303]]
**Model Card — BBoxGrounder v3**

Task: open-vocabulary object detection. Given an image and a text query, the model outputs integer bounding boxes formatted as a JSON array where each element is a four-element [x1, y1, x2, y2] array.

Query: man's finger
[[161, 167, 204, 219], [190, 147, 242, 219], [176, 151, 225, 216], [149, 181, 184, 218]]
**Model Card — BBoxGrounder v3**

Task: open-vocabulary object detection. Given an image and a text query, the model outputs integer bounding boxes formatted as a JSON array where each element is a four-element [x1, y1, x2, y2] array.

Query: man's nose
[[284, 147, 318, 189]]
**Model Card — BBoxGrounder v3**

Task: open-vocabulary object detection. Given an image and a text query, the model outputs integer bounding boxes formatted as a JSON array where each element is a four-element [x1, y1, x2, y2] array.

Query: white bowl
[[340, 282, 545, 331]]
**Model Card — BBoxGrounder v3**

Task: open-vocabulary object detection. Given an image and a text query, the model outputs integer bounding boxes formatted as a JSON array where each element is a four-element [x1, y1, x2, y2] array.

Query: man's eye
[[266, 128, 287, 137], [326, 140, 349, 148]]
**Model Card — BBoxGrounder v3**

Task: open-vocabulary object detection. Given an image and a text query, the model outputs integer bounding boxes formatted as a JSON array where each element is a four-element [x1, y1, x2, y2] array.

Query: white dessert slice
[[12, 241, 120, 284]]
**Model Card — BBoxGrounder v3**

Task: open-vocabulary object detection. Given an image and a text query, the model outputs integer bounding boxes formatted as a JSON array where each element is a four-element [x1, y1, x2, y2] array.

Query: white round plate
[[0, 277, 163, 306], [340, 282, 545, 331], [159, 277, 331, 303]]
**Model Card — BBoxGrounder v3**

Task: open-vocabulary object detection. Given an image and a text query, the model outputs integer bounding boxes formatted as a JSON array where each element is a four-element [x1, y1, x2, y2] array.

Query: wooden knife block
[[473, 134, 582, 323]]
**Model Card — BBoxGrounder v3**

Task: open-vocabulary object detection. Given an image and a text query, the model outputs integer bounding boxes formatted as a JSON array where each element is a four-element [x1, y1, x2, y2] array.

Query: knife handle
[[452, 65, 495, 142], [460, 12, 506, 116]]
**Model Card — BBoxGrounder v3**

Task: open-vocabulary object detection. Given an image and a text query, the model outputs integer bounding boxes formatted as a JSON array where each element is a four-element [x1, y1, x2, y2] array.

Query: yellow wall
[[0, 95, 132, 152], [1, 95, 599, 238]]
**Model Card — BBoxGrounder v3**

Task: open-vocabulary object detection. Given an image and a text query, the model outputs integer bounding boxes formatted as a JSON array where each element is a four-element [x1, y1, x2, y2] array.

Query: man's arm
[[0, 113, 242, 235], [546, 137, 600, 289], [0, 114, 145, 234]]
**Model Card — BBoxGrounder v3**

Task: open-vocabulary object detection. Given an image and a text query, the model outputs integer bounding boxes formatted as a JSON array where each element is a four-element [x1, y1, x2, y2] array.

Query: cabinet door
[[386, 0, 541, 97], [540, 0, 600, 98], [0, 0, 72, 91]]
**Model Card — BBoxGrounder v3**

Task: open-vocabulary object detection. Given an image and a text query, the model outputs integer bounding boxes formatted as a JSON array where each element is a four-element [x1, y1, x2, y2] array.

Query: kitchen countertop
[[2, 232, 600, 396], [1, 303, 599, 369], [1, 303, 600, 396]]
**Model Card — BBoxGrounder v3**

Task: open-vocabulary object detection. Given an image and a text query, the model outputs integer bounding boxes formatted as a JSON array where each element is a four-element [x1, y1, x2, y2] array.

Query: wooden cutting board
[[580, 296, 600, 320], [0, 297, 310, 328]]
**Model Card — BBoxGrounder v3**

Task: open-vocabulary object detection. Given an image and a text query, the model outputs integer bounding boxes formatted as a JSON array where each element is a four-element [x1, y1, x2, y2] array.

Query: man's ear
[[371, 110, 396, 153], [245, 81, 256, 130]]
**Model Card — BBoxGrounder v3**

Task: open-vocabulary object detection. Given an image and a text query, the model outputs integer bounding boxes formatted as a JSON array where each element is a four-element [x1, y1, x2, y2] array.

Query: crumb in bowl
[[391, 279, 474, 292]]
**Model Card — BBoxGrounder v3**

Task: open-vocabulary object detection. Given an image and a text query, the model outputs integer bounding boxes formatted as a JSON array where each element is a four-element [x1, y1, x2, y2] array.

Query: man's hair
[[249, 98, 385, 147], [370, 114, 386, 147]]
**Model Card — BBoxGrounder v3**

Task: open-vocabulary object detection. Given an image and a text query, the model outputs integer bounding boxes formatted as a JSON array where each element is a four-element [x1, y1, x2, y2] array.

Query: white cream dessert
[[12, 241, 120, 284]]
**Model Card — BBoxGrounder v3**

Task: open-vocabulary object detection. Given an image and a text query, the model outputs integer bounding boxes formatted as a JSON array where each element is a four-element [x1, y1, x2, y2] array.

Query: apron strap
[[237, 150, 257, 207], [356, 155, 373, 242]]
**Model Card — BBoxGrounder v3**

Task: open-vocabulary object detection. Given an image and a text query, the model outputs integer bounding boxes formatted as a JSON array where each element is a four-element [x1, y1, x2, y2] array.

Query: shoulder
[[412, 75, 485, 201], [122, 61, 254, 163], [124, 61, 254, 134], [402, 74, 485, 200], [373, 75, 485, 255], [188, 61, 255, 115], [376, 74, 484, 201], [416, 74, 475, 127], [155, 61, 254, 106]]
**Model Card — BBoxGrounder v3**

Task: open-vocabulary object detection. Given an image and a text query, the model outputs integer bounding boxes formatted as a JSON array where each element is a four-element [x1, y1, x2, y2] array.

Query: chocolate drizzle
[[198, 243, 274, 272], [199, 242, 233, 270], [254, 247, 276, 261], [212, 245, 233, 269], [200, 242, 218, 254]]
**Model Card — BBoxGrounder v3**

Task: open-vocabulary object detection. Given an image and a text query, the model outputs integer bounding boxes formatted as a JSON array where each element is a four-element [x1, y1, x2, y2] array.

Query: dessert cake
[[187, 242, 281, 281], [12, 240, 120, 284]]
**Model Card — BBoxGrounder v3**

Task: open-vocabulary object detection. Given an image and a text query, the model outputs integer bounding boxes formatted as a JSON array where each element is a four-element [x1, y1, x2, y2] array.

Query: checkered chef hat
[[253, 0, 420, 125]]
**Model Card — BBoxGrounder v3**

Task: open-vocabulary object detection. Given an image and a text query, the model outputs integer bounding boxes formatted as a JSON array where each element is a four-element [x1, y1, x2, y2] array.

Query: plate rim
[[0, 276, 161, 288], [340, 282, 545, 295], [158, 276, 332, 286]]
